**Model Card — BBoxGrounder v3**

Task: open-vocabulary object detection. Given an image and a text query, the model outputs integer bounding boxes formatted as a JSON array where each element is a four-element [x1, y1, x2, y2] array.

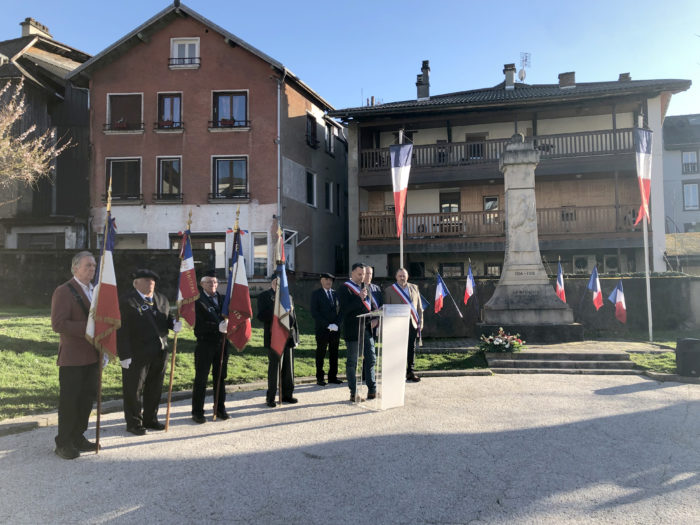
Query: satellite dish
[[518, 68, 526, 82]]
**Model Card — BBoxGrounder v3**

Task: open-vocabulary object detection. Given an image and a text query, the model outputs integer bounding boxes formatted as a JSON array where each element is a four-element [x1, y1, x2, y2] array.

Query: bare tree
[[0, 79, 72, 207]]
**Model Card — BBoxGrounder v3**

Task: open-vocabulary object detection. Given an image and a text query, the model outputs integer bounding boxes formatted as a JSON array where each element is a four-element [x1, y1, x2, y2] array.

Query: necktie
[[327, 290, 333, 303], [211, 294, 218, 306]]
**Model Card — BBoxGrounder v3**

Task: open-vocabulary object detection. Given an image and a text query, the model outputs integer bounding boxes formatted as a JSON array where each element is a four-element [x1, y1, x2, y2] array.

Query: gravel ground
[[1, 375, 699, 524]]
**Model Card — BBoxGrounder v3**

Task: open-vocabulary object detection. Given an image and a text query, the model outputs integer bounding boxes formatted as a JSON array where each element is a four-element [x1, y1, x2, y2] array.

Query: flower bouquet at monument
[[478, 327, 525, 353]]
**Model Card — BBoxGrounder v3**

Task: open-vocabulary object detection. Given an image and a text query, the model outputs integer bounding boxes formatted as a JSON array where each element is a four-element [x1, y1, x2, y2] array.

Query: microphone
[[360, 282, 365, 290]]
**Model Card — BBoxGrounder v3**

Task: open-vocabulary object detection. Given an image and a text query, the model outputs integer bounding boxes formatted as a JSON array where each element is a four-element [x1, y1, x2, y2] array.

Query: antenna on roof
[[518, 52, 531, 82]]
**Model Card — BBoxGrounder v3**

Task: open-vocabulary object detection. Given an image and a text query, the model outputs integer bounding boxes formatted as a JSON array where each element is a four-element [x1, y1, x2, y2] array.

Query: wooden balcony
[[360, 128, 635, 171], [359, 204, 644, 241]]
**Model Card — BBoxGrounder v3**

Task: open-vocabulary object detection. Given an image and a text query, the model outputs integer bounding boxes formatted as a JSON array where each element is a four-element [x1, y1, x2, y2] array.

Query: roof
[[329, 78, 691, 119], [666, 233, 700, 256], [663, 114, 700, 149], [68, 1, 334, 111]]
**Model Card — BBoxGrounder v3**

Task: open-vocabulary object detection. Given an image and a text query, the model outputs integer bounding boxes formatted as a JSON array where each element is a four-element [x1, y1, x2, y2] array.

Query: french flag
[[270, 231, 292, 356], [223, 229, 252, 351], [608, 280, 627, 323], [177, 229, 199, 327], [634, 128, 653, 226], [555, 261, 566, 303], [587, 266, 603, 311], [85, 212, 121, 357], [389, 144, 413, 238], [464, 264, 476, 305], [434, 274, 448, 313]]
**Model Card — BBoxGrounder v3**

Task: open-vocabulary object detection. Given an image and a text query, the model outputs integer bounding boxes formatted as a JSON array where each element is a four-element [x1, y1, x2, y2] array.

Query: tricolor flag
[[555, 261, 566, 303], [464, 264, 476, 305], [608, 279, 627, 324], [634, 128, 653, 226], [85, 213, 121, 357], [270, 230, 292, 356], [222, 229, 252, 351], [434, 274, 448, 314], [389, 143, 413, 238], [587, 266, 603, 311], [176, 229, 199, 327]]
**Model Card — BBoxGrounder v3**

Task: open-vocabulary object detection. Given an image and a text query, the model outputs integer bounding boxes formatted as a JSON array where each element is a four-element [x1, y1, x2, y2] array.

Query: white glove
[[327, 323, 338, 332], [172, 320, 183, 333], [218, 319, 228, 333], [120, 358, 132, 369], [102, 354, 109, 369]]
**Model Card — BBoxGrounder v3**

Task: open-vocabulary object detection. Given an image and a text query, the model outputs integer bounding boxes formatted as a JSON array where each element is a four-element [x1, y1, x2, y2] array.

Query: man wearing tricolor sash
[[383, 267, 423, 382], [337, 263, 377, 402]]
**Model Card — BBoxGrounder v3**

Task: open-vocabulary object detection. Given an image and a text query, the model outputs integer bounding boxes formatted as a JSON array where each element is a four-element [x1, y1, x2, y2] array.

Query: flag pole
[[642, 217, 653, 342], [440, 273, 464, 319], [165, 209, 192, 431], [399, 129, 404, 269], [94, 175, 113, 453]]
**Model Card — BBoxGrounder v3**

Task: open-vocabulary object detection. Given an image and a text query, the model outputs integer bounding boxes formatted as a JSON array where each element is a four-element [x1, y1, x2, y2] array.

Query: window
[[212, 92, 248, 128], [107, 94, 142, 131], [17, 233, 65, 249], [440, 192, 460, 214], [169, 38, 200, 68], [439, 262, 464, 277], [157, 158, 181, 199], [325, 123, 335, 154], [483, 196, 499, 224], [306, 172, 316, 206], [324, 181, 333, 212], [306, 115, 318, 147], [684, 183, 699, 210], [252, 233, 268, 276], [157, 94, 182, 128], [106, 158, 140, 200], [212, 157, 247, 198], [683, 151, 698, 174], [561, 206, 576, 222], [485, 263, 502, 276]]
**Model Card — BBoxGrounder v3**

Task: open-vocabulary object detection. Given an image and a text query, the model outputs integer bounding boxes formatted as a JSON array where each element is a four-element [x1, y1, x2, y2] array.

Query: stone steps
[[489, 368, 642, 375], [489, 359, 638, 370], [485, 350, 643, 375]]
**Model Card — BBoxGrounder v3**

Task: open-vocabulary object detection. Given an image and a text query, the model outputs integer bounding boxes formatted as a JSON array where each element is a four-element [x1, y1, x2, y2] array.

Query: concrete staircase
[[485, 351, 643, 375]]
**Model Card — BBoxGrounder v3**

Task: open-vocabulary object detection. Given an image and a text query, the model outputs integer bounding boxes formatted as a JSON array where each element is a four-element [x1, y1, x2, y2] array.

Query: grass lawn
[[0, 305, 482, 421]]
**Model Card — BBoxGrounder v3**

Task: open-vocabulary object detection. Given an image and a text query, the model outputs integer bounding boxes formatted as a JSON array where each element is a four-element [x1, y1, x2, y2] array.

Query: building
[[663, 114, 700, 233], [0, 18, 91, 249], [68, 2, 347, 278], [329, 61, 690, 279]]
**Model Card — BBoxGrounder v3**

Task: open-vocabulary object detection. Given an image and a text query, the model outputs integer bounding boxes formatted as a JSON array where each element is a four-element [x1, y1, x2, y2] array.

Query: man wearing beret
[[310, 272, 342, 386], [117, 269, 182, 435]]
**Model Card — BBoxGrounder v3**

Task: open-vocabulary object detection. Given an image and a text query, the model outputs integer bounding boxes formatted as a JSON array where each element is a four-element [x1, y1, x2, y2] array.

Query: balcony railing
[[168, 57, 201, 67], [208, 191, 250, 201], [359, 204, 644, 240], [360, 128, 635, 171], [103, 121, 145, 132], [153, 193, 183, 202], [154, 121, 184, 130], [208, 119, 251, 129]]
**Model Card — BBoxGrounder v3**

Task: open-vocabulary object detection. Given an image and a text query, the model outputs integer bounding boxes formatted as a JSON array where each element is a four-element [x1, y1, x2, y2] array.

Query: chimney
[[20, 18, 52, 39], [558, 71, 576, 89], [503, 63, 516, 90], [416, 60, 430, 99], [618, 72, 631, 82]]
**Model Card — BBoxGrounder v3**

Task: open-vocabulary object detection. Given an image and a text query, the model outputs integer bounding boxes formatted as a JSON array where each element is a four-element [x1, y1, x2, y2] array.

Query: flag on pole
[[222, 229, 252, 351], [464, 264, 476, 304], [587, 266, 603, 311], [608, 279, 627, 323], [633, 128, 653, 226], [555, 261, 566, 303], [420, 294, 430, 312], [389, 144, 413, 238], [434, 274, 448, 313], [270, 230, 292, 356], [177, 229, 199, 327], [85, 212, 121, 357]]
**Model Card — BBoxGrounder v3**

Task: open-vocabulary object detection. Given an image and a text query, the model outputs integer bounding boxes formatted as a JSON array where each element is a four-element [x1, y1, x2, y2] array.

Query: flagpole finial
[[186, 209, 192, 231], [234, 205, 240, 232], [106, 176, 113, 213]]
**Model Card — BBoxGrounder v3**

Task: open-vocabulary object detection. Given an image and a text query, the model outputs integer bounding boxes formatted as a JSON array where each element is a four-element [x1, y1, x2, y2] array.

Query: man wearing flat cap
[[117, 268, 181, 435], [310, 272, 341, 386]]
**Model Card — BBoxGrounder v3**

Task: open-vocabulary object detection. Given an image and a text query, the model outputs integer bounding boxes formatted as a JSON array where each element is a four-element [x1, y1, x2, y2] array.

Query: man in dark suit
[[117, 269, 181, 435], [191, 272, 230, 424], [257, 274, 299, 407], [50, 251, 101, 459], [310, 272, 342, 386]]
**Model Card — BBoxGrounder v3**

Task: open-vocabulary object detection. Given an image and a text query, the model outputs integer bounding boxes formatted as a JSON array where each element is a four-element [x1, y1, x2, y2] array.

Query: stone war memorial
[[480, 134, 584, 342]]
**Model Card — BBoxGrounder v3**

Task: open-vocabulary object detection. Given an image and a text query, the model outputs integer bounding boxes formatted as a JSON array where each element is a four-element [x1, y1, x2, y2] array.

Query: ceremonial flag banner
[[587, 266, 603, 311], [270, 231, 292, 356], [634, 128, 653, 226], [434, 274, 448, 313], [608, 280, 627, 323], [177, 229, 199, 327], [555, 261, 566, 303], [223, 229, 252, 351], [85, 213, 121, 357], [464, 264, 476, 304], [389, 144, 413, 237], [420, 294, 430, 312]]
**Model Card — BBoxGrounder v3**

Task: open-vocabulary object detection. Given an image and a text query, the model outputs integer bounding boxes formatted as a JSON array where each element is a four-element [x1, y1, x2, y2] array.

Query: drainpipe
[[277, 69, 287, 225]]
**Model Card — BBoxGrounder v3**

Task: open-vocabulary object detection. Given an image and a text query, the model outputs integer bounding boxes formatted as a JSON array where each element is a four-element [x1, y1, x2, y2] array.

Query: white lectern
[[356, 304, 411, 410]]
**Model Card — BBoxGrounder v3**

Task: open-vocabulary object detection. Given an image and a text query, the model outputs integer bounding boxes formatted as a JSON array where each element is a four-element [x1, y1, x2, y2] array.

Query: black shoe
[[215, 411, 230, 421], [266, 400, 277, 408], [367, 392, 377, 400], [282, 397, 298, 404], [350, 393, 365, 402], [329, 378, 343, 384], [126, 426, 147, 436], [192, 414, 206, 424], [143, 421, 165, 431], [317, 380, 327, 386], [407, 373, 421, 382], [54, 444, 80, 460], [74, 435, 100, 452]]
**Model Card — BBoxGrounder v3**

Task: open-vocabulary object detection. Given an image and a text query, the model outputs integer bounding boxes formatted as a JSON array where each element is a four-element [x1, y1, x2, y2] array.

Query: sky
[[2, 0, 699, 115]]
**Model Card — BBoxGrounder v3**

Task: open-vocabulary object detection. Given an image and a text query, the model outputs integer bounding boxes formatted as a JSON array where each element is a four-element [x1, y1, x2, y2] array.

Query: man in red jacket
[[50, 251, 100, 459]]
